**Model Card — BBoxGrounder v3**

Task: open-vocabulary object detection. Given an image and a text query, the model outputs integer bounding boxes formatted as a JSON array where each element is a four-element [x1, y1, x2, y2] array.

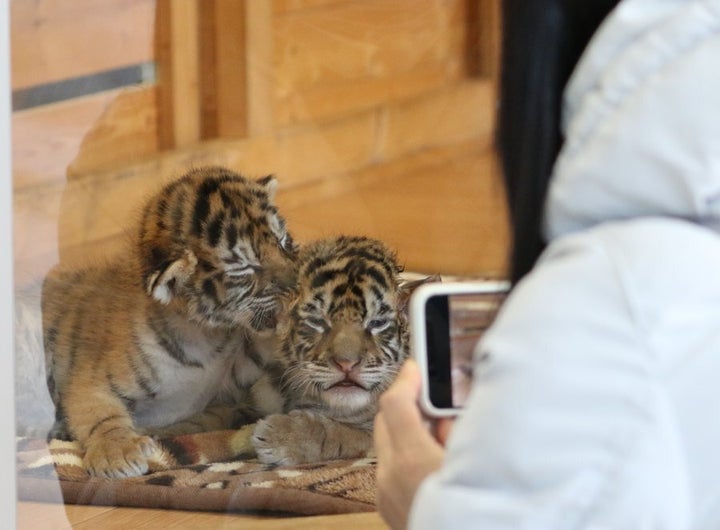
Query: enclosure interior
[[12, 0, 506, 526]]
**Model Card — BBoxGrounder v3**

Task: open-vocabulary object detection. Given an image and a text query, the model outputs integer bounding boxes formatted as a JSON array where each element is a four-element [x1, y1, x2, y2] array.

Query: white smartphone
[[410, 281, 509, 417]]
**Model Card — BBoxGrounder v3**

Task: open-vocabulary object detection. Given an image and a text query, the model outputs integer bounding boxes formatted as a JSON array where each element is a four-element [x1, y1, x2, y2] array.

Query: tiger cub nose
[[332, 357, 360, 373], [329, 324, 363, 372]]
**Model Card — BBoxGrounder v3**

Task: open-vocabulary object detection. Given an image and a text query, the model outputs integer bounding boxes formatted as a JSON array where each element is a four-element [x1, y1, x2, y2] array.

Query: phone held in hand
[[410, 281, 509, 417]]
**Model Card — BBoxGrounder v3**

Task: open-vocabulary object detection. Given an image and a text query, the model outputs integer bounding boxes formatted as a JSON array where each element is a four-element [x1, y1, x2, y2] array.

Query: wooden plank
[[59, 503, 390, 529], [276, 61, 462, 127], [199, 0, 247, 139], [470, 0, 502, 78], [198, 1, 220, 139], [12, 87, 157, 191], [193, 0, 274, 140], [19, 502, 391, 530], [273, 0, 355, 14], [379, 80, 496, 160], [10, 0, 155, 90], [278, 142, 509, 278], [12, 93, 117, 191], [14, 110, 381, 279], [273, 0, 468, 127], [245, 1, 275, 136], [12, 78, 492, 193], [274, 0, 466, 92], [17, 502, 115, 530], [155, 0, 201, 148], [67, 87, 159, 178], [14, 138, 505, 289], [13, 78, 496, 287]]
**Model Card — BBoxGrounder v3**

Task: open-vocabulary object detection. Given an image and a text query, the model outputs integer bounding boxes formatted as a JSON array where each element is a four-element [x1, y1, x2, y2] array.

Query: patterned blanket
[[16, 426, 376, 515]]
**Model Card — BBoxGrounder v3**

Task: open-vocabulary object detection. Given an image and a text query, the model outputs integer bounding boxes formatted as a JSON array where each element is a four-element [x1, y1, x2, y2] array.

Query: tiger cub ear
[[145, 250, 198, 304], [257, 174, 278, 200], [397, 274, 442, 314]]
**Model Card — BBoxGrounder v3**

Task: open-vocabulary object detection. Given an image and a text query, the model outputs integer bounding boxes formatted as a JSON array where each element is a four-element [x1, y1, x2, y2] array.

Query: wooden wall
[[12, 0, 506, 287]]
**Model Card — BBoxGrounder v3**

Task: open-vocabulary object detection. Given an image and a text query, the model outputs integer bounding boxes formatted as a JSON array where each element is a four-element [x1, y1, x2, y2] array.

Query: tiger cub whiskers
[[250, 235, 434, 465], [42, 166, 298, 478]]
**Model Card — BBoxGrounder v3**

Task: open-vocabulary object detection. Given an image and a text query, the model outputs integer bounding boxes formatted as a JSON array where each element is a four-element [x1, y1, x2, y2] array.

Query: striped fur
[[42, 166, 298, 478], [250, 236, 428, 465]]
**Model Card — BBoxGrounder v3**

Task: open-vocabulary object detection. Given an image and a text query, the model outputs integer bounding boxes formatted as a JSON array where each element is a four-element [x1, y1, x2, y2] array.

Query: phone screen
[[425, 291, 503, 409]]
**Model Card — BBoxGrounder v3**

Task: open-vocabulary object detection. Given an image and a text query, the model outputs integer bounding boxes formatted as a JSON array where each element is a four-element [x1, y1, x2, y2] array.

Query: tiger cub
[[250, 235, 429, 465], [42, 166, 297, 478]]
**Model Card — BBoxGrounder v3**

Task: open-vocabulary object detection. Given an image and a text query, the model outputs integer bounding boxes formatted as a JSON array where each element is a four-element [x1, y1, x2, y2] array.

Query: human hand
[[374, 359, 448, 530], [433, 415, 455, 446]]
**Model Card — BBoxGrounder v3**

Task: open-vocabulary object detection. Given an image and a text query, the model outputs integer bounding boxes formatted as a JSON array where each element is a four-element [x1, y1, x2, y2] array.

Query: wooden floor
[[18, 502, 389, 529]]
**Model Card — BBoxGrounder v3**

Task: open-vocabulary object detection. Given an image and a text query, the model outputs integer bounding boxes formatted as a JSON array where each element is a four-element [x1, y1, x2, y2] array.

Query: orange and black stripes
[[40, 166, 299, 477], [263, 235, 410, 419]]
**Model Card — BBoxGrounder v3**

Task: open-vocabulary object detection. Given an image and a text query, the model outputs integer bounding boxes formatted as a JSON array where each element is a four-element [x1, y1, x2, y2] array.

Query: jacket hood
[[543, 0, 720, 241]]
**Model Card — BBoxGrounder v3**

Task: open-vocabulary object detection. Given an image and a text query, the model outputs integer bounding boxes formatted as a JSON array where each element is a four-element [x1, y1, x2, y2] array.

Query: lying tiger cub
[[41, 166, 298, 477], [250, 235, 435, 465]]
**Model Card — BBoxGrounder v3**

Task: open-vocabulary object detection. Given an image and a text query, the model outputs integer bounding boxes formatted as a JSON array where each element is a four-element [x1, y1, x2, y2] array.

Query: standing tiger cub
[[42, 166, 297, 478], [250, 235, 431, 465]]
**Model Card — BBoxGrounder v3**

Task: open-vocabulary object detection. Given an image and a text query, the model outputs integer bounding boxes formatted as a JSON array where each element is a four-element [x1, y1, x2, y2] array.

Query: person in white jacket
[[374, 0, 720, 528]]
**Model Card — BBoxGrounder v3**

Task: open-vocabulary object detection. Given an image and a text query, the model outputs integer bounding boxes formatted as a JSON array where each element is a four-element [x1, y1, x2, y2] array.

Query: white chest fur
[[131, 315, 253, 428]]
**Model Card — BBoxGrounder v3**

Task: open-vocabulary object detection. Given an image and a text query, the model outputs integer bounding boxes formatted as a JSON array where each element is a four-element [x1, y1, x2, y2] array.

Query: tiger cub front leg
[[64, 383, 157, 478], [146, 403, 259, 438], [252, 410, 373, 465]]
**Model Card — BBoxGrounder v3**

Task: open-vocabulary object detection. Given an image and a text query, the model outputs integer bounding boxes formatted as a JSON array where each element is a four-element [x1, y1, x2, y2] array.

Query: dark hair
[[497, 0, 621, 284]]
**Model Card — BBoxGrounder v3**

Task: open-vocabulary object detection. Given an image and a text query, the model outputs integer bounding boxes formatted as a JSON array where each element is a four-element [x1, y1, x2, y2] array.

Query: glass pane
[[2, 3, 16, 527], [12, 1, 505, 526]]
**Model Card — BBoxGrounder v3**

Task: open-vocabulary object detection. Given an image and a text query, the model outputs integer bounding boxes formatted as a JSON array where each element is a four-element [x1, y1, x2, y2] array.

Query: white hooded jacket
[[410, 1, 720, 528]]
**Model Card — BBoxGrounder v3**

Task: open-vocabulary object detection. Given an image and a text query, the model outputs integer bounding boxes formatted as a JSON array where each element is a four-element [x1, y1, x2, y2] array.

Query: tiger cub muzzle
[[301, 319, 391, 412]]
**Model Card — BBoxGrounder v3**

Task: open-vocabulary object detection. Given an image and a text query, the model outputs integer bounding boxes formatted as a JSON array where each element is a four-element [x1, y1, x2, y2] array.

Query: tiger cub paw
[[252, 410, 325, 465], [83, 434, 158, 478]]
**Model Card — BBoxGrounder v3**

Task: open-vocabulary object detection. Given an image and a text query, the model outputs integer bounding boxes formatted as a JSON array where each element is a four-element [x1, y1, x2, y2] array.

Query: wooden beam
[[198, 0, 274, 139], [156, 0, 201, 149], [244, 0, 275, 136], [468, 0, 501, 79], [200, 0, 248, 138]]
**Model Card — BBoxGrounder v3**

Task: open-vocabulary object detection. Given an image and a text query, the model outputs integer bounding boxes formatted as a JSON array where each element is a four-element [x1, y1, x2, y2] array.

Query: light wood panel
[[12, 92, 121, 190], [273, 0, 469, 127], [67, 87, 159, 178], [10, 0, 156, 90], [379, 81, 496, 160], [12, 87, 157, 191], [278, 142, 509, 277], [13, 79, 495, 288], [11, 0, 499, 180], [273, 0, 355, 14], [14, 140, 508, 290]]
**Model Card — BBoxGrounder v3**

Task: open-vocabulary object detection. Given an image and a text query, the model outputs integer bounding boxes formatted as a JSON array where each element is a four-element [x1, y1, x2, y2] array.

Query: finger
[[396, 358, 422, 393], [373, 411, 391, 460], [433, 418, 455, 445], [382, 359, 422, 408], [378, 361, 435, 450]]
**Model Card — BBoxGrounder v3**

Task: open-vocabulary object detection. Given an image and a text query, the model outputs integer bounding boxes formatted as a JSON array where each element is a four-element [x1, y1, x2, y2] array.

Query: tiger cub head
[[138, 166, 298, 331], [276, 236, 422, 420]]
